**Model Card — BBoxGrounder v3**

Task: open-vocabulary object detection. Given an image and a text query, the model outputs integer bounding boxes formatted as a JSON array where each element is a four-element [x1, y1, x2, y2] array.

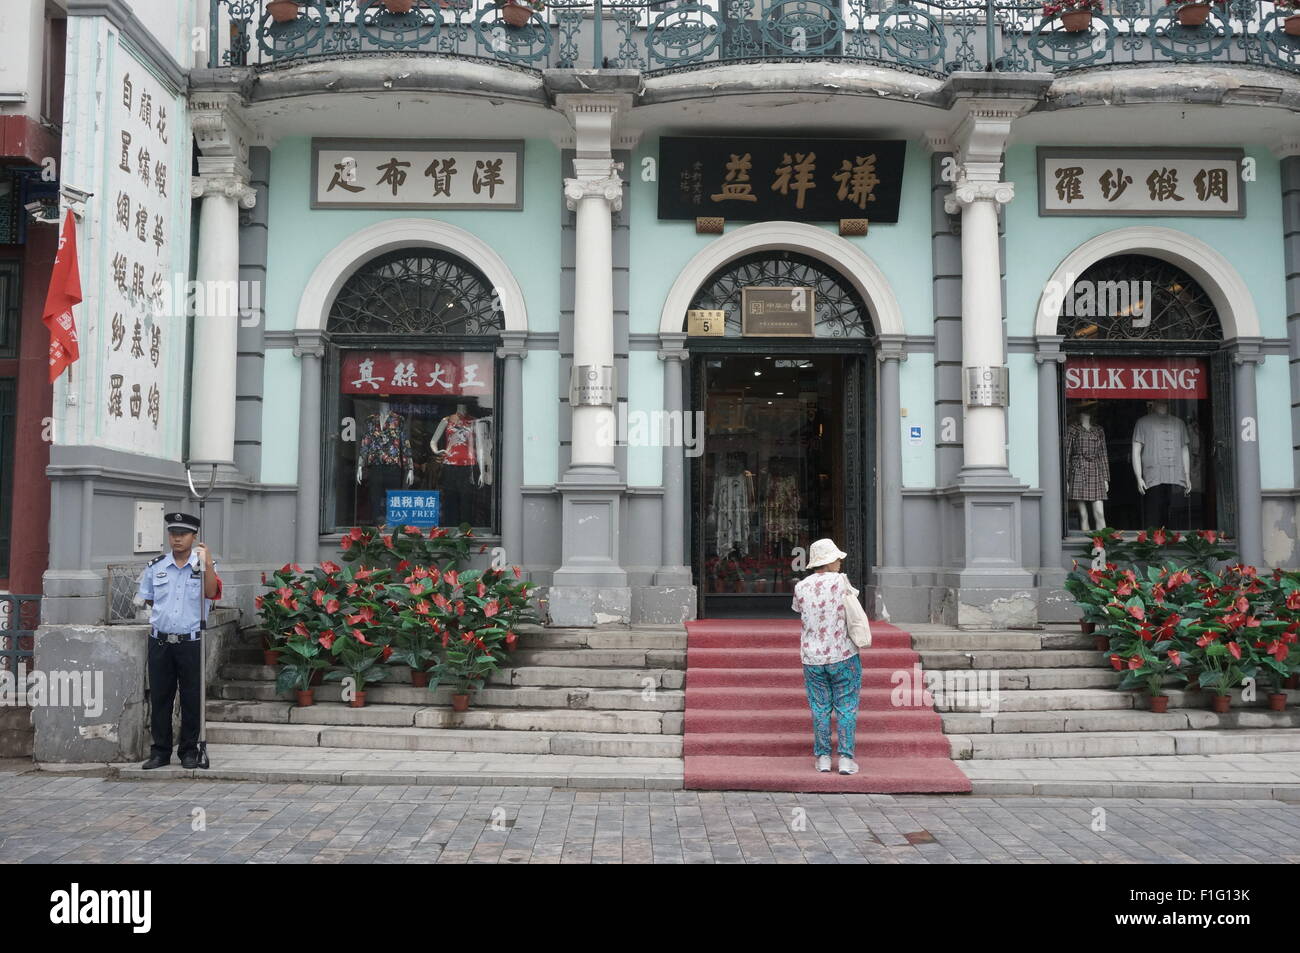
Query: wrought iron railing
[[209, 1, 1300, 76], [0, 594, 39, 674]]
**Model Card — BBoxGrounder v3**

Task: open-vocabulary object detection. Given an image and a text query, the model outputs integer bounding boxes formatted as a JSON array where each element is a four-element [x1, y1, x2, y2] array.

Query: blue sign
[[387, 490, 440, 526], [908, 426, 923, 446]]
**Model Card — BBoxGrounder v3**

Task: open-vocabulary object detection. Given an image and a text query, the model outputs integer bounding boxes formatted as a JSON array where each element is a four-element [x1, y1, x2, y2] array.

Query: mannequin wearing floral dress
[[712, 456, 756, 557]]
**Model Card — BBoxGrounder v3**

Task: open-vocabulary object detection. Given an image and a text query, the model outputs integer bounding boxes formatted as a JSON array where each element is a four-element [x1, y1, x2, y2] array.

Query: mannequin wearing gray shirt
[[1131, 400, 1190, 527]]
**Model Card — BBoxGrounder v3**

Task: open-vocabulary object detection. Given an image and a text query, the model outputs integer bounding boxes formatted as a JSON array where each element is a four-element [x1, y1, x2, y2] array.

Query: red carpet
[[683, 619, 973, 793]]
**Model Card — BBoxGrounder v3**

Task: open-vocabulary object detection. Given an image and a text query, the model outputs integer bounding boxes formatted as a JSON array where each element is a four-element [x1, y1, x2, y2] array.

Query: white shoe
[[815, 755, 832, 772], [838, 757, 859, 776]]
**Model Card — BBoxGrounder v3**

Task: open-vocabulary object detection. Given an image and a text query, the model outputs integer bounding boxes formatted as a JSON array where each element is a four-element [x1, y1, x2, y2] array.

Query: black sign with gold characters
[[658, 137, 906, 224]]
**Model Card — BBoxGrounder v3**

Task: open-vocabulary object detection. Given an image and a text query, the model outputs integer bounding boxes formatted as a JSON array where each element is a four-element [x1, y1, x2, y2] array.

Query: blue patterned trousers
[[803, 654, 862, 758]]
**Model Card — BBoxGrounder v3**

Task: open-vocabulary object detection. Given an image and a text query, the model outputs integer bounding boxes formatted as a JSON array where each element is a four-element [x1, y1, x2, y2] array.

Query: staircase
[[175, 624, 688, 788]]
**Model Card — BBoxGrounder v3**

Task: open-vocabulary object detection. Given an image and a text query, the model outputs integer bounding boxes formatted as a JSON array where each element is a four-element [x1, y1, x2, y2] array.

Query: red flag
[[42, 209, 82, 383]]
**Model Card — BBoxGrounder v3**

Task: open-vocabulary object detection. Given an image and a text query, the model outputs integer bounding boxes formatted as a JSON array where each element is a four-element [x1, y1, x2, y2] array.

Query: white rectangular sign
[[312, 139, 524, 209], [1038, 148, 1244, 217]]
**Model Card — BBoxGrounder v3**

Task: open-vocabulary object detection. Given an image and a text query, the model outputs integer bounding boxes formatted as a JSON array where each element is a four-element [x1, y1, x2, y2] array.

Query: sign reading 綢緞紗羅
[[1038, 148, 1245, 217], [312, 139, 524, 209], [659, 137, 906, 223]]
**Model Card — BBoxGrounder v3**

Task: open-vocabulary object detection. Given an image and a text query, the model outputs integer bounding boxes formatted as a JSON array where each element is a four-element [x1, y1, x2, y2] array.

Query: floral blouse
[[358, 412, 413, 469], [791, 571, 857, 666]]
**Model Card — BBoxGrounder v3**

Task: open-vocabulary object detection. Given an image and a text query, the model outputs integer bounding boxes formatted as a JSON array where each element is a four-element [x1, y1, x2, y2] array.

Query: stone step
[[516, 628, 687, 650], [207, 721, 682, 758], [511, 648, 686, 669], [949, 728, 1300, 760], [212, 680, 684, 711], [221, 662, 685, 690], [206, 699, 682, 735], [908, 632, 1063, 651], [942, 707, 1300, 735], [939, 687, 1300, 715], [114, 743, 685, 789], [917, 650, 1107, 670]]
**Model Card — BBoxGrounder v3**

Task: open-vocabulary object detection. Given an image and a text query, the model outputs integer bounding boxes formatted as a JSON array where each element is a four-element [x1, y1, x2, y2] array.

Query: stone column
[[1232, 338, 1265, 566], [877, 335, 906, 569], [1036, 336, 1065, 570], [654, 331, 692, 585], [189, 92, 254, 467], [497, 329, 527, 569], [293, 329, 325, 565]]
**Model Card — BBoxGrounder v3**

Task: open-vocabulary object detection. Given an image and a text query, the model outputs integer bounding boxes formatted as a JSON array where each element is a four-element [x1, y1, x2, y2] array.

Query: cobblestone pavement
[[1, 769, 1298, 863]]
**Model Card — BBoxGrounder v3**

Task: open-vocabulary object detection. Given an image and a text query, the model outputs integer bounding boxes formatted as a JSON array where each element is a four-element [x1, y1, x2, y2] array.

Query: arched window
[[1058, 255, 1222, 343], [323, 249, 502, 534]]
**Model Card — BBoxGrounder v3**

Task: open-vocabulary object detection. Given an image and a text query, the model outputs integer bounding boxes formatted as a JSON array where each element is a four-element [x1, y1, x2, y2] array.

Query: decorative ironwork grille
[[0, 594, 39, 674], [327, 249, 503, 336], [1058, 255, 1222, 343], [688, 249, 874, 338]]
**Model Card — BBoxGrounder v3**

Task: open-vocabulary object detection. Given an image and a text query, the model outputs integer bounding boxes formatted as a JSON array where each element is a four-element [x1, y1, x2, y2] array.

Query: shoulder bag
[[841, 573, 872, 649]]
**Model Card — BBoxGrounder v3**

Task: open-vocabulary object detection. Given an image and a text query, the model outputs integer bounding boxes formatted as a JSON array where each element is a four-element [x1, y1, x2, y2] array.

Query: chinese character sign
[[313, 140, 524, 209], [658, 137, 906, 223], [1038, 149, 1244, 217], [387, 490, 441, 527], [97, 45, 187, 457], [340, 352, 494, 397]]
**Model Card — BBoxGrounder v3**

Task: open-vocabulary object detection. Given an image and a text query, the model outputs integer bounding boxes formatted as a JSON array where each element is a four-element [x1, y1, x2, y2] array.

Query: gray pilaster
[[498, 330, 527, 569], [655, 332, 691, 585], [1232, 338, 1265, 566], [931, 150, 964, 487], [235, 145, 270, 479], [293, 330, 325, 565], [1036, 336, 1065, 569], [1282, 154, 1300, 479], [878, 334, 906, 568]]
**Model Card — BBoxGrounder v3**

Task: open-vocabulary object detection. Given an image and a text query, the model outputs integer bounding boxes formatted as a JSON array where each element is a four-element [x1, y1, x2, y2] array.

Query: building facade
[[28, 0, 1300, 652]]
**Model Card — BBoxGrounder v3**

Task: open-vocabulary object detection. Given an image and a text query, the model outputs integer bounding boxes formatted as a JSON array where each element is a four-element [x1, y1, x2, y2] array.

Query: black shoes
[[180, 752, 200, 770], [140, 755, 170, 770]]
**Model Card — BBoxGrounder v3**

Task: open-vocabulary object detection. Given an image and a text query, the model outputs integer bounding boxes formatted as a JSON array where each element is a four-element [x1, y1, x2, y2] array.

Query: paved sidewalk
[[1, 767, 1297, 863]]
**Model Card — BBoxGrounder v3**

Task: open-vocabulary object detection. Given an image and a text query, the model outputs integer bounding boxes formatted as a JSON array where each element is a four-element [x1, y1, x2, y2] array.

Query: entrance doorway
[[689, 348, 871, 618]]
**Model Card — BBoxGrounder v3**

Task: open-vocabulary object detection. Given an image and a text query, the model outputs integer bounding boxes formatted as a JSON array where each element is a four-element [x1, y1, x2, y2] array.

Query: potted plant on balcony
[[1171, 0, 1226, 27], [384, 0, 415, 13], [1043, 0, 1102, 32], [1275, 0, 1300, 36], [495, 0, 543, 28], [268, 1, 304, 23]]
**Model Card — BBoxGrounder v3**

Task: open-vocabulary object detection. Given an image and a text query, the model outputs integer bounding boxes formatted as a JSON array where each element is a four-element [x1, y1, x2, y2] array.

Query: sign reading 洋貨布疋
[[1038, 148, 1244, 217], [312, 139, 523, 209], [659, 137, 906, 223]]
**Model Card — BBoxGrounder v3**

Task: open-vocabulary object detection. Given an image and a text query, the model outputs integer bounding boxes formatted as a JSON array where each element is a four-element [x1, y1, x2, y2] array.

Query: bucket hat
[[806, 537, 848, 569]]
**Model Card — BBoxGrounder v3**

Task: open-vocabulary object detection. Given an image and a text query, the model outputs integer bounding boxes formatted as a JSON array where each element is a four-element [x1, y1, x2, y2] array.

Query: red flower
[[1268, 642, 1290, 662], [1286, 590, 1300, 611], [340, 536, 353, 551], [440, 630, 450, 648], [445, 569, 459, 587], [397, 560, 411, 572], [1152, 529, 1167, 545], [319, 629, 336, 650], [382, 534, 394, 549], [1116, 581, 1133, 597], [260, 571, 267, 584], [349, 528, 364, 541], [1138, 624, 1154, 642], [346, 582, 360, 597], [479, 543, 489, 553], [293, 622, 310, 638], [505, 631, 518, 649], [1136, 531, 1148, 544], [409, 582, 426, 596], [346, 606, 376, 626], [1109, 654, 1123, 671], [312, 589, 325, 606], [414, 600, 431, 616], [484, 600, 500, 618], [404, 525, 421, 535], [1127, 604, 1145, 621], [381, 645, 393, 661], [1235, 596, 1249, 613], [1196, 632, 1217, 648], [1167, 649, 1181, 667], [354, 567, 373, 581], [1198, 529, 1218, 544], [455, 601, 466, 616], [513, 566, 522, 579], [321, 561, 342, 575], [1127, 655, 1143, 670], [1167, 569, 1192, 590], [255, 595, 264, 610], [326, 599, 341, 614], [350, 628, 373, 646], [1227, 641, 1242, 660], [477, 580, 487, 598]]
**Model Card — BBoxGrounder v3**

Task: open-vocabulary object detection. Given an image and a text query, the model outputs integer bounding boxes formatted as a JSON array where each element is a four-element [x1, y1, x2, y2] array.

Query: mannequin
[[356, 401, 415, 524], [430, 403, 482, 525], [1132, 399, 1190, 528], [1065, 410, 1109, 532], [712, 451, 756, 557]]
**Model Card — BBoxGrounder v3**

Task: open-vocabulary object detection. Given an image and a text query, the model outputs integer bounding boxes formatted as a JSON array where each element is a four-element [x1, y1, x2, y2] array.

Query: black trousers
[[366, 464, 402, 525], [147, 637, 202, 760], [1141, 482, 1183, 529], [439, 464, 476, 526]]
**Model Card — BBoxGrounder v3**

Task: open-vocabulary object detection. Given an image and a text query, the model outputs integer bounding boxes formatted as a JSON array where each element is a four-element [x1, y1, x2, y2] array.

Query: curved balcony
[[209, 1, 1300, 78]]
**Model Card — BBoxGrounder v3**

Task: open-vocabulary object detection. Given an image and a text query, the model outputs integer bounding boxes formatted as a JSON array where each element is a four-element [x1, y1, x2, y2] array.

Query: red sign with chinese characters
[[340, 352, 493, 396], [1064, 356, 1208, 400]]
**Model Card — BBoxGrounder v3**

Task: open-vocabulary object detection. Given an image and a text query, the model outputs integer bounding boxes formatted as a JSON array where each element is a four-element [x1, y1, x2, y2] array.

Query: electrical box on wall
[[134, 502, 165, 553]]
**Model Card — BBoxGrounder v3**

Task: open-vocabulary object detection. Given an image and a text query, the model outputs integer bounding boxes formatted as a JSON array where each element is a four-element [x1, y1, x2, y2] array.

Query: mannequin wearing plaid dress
[[1065, 413, 1109, 532]]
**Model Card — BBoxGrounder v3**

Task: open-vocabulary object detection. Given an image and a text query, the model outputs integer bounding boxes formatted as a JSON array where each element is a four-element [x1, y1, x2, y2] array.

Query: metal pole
[[593, 0, 604, 67], [986, 0, 996, 71], [187, 464, 218, 770]]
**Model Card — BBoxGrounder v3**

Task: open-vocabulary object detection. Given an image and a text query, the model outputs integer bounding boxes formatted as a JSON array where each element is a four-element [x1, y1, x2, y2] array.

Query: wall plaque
[[1038, 148, 1245, 217], [741, 287, 815, 336], [570, 364, 615, 406], [687, 309, 725, 335], [312, 138, 524, 210], [965, 366, 1009, 407]]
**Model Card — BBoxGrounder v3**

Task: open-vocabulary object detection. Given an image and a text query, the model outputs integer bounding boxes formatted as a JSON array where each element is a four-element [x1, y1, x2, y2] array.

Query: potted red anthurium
[[1109, 616, 1189, 714], [1043, 0, 1101, 32], [322, 565, 395, 707], [1170, 0, 1227, 27], [276, 625, 331, 707]]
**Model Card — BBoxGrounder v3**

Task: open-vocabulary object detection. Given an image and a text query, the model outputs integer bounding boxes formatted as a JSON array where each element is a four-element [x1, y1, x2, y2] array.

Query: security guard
[[135, 512, 222, 769]]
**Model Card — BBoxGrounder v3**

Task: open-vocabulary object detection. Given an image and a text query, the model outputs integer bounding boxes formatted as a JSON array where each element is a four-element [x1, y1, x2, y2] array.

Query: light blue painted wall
[[1007, 353, 1039, 487], [259, 137, 563, 485], [626, 351, 664, 486], [1259, 355, 1294, 490], [522, 350, 559, 486], [900, 353, 935, 488], [262, 349, 301, 485]]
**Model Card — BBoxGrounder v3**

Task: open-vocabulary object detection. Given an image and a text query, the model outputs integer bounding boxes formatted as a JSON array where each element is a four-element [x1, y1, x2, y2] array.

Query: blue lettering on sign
[[387, 490, 441, 526]]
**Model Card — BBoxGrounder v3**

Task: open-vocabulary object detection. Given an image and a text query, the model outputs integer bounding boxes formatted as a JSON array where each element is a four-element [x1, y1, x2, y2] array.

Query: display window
[[329, 350, 497, 531]]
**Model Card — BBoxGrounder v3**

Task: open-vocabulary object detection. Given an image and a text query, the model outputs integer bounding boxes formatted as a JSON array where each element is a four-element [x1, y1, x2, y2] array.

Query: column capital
[[565, 167, 624, 212], [657, 331, 688, 362], [190, 89, 253, 173], [192, 172, 257, 209], [1228, 337, 1266, 366], [554, 92, 635, 158], [292, 329, 326, 359], [497, 329, 529, 360], [1034, 335, 1066, 364], [1271, 138, 1300, 160], [876, 334, 908, 363], [944, 180, 1014, 214]]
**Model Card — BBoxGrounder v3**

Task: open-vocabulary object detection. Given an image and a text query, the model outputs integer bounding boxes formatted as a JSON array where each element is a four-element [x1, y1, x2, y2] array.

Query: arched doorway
[[321, 247, 505, 533], [686, 249, 875, 617]]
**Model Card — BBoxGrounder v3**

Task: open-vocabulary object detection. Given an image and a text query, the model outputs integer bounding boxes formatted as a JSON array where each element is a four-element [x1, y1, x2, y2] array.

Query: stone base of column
[[1035, 567, 1077, 624], [934, 574, 1038, 629], [867, 567, 930, 624], [548, 476, 628, 625], [652, 565, 692, 586], [543, 585, 632, 627], [633, 584, 696, 624]]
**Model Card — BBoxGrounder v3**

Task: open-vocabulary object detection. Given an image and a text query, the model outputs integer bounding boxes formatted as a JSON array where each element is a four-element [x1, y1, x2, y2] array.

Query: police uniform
[[135, 512, 222, 769]]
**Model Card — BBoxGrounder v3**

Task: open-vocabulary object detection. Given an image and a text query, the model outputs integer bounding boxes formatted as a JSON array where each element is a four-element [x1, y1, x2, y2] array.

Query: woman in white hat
[[790, 538, 861, 775]]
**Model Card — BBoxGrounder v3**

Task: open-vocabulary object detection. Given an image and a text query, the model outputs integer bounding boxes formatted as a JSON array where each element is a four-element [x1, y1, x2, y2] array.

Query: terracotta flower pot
[[451, 693, 470, 712], [1148, 695, 1169, 713], [1286, 14, 1300, 37], [309, 667, 325, 686], [296, 689, 315, 707], [385, 0, 415, 12], [1093, 634, 1109, 651], [502, 2, 533, 27], [1080, 620, 1096, 635], [263, 649, 281, 666], [1287, 674, 1300, 689], [1211, 694, 1231, 714], [1177, 2, 1210, 27], [1268, 692, 1288, 712], [350, 691, 367, 709], [411, 670, 429, 688], [1061, 9, 1093, 31], [268, 0, 302, 23]]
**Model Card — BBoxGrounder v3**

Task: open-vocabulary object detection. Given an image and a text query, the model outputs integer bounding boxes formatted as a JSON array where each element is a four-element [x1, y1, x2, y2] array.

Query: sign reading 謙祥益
[[1038, 148, 1244, 217], [312, 139, 523, 209]]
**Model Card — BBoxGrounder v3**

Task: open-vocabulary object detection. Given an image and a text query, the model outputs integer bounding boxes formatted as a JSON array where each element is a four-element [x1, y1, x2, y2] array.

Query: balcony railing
[[209, 1, 1300, 77]]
